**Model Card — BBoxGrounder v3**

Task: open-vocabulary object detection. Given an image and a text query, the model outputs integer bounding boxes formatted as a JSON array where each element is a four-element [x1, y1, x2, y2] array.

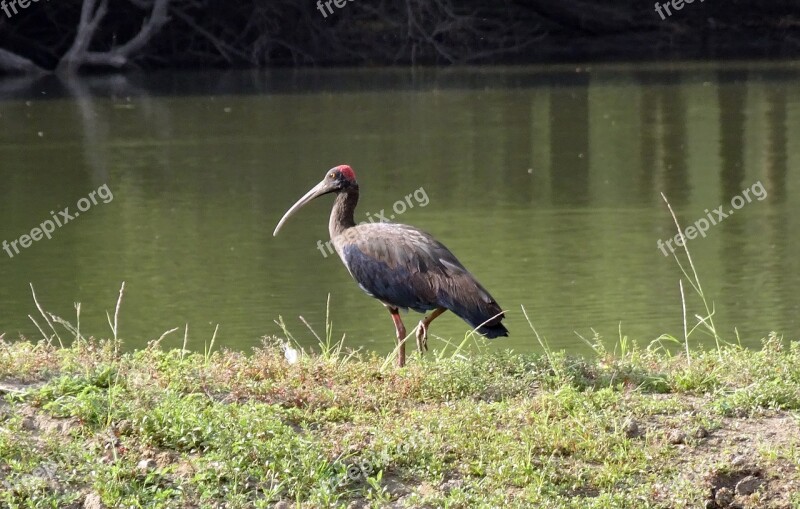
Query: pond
[[0, 63, 797, 355]]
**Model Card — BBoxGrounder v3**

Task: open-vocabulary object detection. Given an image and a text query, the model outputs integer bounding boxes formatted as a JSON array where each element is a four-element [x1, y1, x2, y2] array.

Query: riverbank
[[1, 335, 799, 508], [2, 0, 799, 74]]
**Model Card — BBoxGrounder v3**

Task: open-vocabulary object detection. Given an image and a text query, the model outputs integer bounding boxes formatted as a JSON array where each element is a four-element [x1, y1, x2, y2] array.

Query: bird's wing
[[335, 223, 500, 319]]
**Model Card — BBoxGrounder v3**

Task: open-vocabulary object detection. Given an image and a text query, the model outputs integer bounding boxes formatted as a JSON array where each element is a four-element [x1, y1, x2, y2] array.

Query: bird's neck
[[329, 189, 358, 239]]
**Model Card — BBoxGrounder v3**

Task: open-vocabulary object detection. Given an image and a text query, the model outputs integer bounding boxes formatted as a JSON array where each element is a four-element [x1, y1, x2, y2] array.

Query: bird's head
[[273, 165, 358, 236]]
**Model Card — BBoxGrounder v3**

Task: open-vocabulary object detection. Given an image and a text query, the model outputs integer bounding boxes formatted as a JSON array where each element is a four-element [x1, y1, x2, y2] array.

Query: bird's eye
[[328, 172, 336, 179]]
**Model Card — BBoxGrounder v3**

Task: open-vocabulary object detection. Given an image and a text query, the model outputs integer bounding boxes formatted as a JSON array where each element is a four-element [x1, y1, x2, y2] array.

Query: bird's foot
[[415, 321, 429, 353]]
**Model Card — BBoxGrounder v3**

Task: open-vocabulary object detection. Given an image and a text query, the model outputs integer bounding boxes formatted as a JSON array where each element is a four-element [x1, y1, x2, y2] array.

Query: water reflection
[[550, 75, 590, 206], [0, 63, 797, 354]]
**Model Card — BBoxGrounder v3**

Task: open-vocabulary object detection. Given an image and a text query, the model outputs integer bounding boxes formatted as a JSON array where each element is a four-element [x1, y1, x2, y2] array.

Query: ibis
[[273, 165, 508, 367]]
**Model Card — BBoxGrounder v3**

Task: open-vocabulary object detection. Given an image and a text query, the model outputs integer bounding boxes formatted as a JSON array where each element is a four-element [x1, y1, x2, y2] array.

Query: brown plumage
[[274, 165, 507, 367]]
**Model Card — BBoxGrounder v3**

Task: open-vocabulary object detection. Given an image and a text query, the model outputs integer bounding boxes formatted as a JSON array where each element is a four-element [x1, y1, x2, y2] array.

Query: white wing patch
[[440, 258, 465, 275]]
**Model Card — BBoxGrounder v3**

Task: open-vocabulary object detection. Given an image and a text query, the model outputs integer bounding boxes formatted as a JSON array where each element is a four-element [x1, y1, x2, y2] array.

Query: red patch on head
[[335, 165, 357, 183]]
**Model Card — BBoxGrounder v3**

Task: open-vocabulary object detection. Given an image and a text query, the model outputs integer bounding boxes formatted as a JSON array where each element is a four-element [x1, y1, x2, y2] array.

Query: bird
[[273, 165, 508, 367]]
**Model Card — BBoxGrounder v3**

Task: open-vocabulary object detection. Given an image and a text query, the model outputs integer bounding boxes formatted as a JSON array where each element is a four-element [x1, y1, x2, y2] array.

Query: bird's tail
[[435, 276, 508, 339], [447, 300, 508, 339], [476, 321, 509, 339]]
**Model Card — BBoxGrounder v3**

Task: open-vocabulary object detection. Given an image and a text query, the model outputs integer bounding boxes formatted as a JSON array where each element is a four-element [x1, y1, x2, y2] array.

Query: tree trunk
[[55, 0, 169, 75]]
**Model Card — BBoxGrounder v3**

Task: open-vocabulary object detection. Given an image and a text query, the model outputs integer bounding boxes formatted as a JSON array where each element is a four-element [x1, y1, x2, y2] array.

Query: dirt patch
[[0, 381, 46, 396], [654, 412, 799, 508]]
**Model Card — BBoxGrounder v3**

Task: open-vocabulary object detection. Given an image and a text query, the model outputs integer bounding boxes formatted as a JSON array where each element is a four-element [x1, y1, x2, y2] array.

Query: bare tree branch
[[0, 48, 46, 74], [56, 0, 109, 74], [56, 0, 169, 74], [108, 0, 169, 58], [0, 0, 796, 72]]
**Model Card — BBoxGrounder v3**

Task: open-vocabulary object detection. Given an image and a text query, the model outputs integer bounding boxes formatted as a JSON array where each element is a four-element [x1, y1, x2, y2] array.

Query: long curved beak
[[273, 180, 333, 236]]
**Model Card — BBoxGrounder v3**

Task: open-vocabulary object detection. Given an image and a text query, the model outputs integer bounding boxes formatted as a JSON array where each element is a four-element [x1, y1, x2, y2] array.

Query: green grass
[[1, 197, 797, 508], [1, 334, 800, 508]]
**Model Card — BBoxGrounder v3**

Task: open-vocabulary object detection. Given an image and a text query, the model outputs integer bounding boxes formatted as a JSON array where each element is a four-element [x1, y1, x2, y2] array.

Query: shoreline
[[1, 336, 798, 508]]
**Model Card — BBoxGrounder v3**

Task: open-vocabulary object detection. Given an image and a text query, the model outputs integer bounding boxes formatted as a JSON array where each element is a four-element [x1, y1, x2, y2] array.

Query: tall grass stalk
[[661, 193, 726, 360], [379, 331, 413, 371], [575, 327, 631, 359], [204, 324, 219, 364], [277, 296, 358, 366], [151, 327, 180, 350], [432, 332, 476, 364], [180, 324, 189, 360], [29, 283, 63, 348], [521, 304, 562, 379], [28, 286, 93, 347], [680, 279, 690, 364], [298, 294, 352, 363], [106, 282, 125, 356], [575, 329, 602, 356], [430, 311, 500, 363], [75, 302, 81, 341]]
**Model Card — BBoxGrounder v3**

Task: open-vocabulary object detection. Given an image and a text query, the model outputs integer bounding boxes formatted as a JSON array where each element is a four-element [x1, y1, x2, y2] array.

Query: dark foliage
[[0, 0, 798, 73]]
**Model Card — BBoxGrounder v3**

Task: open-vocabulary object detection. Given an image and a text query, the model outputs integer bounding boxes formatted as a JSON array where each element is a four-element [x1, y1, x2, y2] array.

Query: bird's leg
[[416, 308, 446, 354], [389, 308, 407, 367]]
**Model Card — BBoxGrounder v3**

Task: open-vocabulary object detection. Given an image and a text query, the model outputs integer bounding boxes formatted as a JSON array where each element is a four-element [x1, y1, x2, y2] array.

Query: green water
[[0, 64, 798, 355]]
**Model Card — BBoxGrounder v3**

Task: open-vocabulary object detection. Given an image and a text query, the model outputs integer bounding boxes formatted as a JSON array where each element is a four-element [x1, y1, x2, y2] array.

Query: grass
[[1, 196, 797, 508], [1, 333, 800, 508]]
